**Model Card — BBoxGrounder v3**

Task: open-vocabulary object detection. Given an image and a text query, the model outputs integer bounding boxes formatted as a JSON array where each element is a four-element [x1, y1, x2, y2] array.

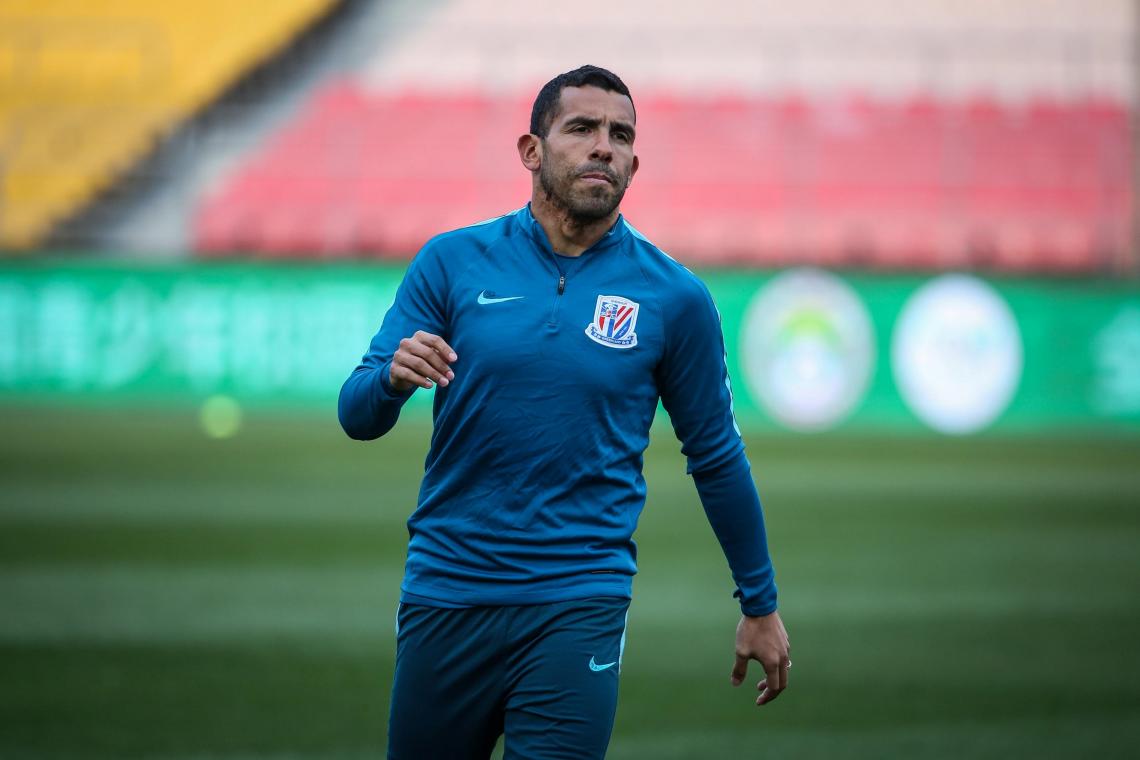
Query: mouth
[[578, 172, 614, 186]]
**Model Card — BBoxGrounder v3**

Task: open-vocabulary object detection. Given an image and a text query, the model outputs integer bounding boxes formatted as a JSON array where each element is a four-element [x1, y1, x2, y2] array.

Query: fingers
[[755, 658, 790, 706], [730, 654, 748, 687], [404, 334, 456, 379], [394, 357, 442, 389], [419, 332, 458, 363], [734, 613, 791, 707], [756, 678, 780, 706], [756, 678, 782, 706], [764, 660, 781, 691], [391, 332, 457, 390], [401, 346, 452, 384]]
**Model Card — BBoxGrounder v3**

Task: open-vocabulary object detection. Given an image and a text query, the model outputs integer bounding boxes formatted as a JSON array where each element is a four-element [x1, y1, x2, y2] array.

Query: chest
[[446, 256, 664, 398]]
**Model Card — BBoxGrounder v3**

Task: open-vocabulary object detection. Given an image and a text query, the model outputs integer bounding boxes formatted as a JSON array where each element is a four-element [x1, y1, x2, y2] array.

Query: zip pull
[[557, 275, 566, 295]]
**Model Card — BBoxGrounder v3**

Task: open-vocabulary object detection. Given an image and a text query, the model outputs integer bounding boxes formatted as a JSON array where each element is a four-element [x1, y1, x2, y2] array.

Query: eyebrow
[[563, 116, 636, 140]]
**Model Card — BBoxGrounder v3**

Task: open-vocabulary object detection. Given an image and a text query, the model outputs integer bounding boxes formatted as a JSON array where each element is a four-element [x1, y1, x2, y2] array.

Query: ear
[[518, 133, 542, 172], [628, 154, 639, 185]]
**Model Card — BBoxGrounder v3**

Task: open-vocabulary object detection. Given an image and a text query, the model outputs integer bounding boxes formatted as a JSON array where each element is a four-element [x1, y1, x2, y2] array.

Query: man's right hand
[[389, 331, 457, 391]]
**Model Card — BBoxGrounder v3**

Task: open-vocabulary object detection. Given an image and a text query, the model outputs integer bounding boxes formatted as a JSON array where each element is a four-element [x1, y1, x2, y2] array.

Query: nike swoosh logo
[[477, 291, 524, 305], [589, 656, 617, 672]]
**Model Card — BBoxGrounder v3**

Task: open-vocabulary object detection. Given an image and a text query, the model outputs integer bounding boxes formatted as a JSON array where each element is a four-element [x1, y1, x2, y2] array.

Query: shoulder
[[622, 218, 712, 308], [403, 209, 522, 288], [419, 208, 523, 260]]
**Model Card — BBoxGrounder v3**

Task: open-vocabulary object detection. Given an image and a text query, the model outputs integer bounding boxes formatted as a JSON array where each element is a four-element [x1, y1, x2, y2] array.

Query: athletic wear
[[388, 597, 629, 760], [339, 205, 776, 615]]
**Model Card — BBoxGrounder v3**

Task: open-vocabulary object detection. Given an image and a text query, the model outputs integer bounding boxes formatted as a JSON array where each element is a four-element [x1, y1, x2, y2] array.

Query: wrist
[[741, 602, 778, 619]]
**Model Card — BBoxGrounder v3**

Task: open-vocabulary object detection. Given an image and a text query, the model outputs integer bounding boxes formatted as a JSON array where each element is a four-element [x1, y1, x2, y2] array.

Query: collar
[[517, 202, 628, 257]]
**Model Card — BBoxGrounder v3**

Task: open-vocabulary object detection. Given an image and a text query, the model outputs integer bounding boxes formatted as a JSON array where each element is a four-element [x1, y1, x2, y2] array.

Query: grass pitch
[[1, 405, 1138, 759]]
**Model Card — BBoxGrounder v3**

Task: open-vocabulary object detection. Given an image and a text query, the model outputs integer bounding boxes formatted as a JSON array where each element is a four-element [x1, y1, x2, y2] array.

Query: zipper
[[547, 256, 567, 325]]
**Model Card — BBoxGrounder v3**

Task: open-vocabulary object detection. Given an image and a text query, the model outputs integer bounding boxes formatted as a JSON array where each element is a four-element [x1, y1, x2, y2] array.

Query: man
[[339, 65, 789, 759]]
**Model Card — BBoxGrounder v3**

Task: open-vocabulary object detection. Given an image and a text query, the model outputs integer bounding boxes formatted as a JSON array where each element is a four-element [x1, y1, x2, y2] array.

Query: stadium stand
[[194, 86, 1130, 273], [1, 0, 1130, 271], [192, 0, 1134, 273], [358, 0, 1131, 101], [0, 0, 339, 249]]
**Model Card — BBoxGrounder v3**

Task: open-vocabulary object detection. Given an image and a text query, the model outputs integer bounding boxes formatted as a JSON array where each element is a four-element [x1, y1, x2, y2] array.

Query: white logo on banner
[[1092, 304, 1140, 416], [741, 269, 875, 431], [892, 274, 1022, 434]]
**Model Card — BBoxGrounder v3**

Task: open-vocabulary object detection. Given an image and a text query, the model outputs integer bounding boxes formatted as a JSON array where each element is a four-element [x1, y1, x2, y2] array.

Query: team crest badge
[[585, 295, 639, 349]]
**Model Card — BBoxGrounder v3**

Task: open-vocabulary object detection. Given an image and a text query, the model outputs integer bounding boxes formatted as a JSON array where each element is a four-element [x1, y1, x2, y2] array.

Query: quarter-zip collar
[[517, 202, 629, 259]]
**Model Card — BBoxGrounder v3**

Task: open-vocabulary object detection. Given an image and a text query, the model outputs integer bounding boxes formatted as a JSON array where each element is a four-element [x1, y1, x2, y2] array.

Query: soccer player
[[339, 65, 789, 759]]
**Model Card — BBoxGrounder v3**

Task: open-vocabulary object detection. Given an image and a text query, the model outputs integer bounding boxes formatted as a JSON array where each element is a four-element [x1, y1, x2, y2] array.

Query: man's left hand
[[730, 610, 790, 706]]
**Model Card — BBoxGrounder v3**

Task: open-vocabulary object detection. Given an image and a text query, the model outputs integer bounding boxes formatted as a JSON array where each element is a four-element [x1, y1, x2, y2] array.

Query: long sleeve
[[692, 453, 777, 615], [657, 275, 778, 615], [338, 243, 449, 440]]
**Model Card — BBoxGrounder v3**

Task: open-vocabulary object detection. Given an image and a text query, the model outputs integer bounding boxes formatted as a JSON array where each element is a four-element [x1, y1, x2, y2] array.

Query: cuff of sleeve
[[736, 582, 778, 617], [377, 361, 416, 401], [740, 599, 779, 617]]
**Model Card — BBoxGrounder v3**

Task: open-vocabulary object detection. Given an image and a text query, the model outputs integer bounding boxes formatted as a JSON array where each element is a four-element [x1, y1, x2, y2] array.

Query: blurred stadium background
[[2, 1, 1139, 757]]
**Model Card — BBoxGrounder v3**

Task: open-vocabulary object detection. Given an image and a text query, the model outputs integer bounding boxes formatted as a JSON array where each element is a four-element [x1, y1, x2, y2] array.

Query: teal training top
[[339, 206, 777, 615]]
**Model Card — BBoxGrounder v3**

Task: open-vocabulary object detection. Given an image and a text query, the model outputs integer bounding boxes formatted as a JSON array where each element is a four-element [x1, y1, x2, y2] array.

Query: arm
[[691, 453, 775, 616], [338, 246, 451, 440], [657, 276, 790, 705], [338, 352, 415, 441]]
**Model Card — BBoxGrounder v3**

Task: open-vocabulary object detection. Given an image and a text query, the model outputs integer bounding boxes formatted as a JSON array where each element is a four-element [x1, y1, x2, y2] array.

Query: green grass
[[1, 406, 1139, 759]]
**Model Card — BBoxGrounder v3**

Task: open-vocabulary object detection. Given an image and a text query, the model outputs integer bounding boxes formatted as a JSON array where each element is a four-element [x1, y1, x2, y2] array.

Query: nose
[[590, 131, 614, 162]]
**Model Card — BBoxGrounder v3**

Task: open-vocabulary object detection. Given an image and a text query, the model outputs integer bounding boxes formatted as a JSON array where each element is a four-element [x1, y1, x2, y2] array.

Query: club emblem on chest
[[585, 295, 639, 349]]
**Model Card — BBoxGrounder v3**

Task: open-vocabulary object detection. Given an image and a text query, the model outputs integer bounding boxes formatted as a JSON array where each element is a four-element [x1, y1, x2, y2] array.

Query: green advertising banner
[[706, 269, 1140, 435], [1, 261, 1138, 435]]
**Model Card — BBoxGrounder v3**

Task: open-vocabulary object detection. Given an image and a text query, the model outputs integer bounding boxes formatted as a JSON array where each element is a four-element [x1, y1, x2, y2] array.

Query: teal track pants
[[387, 596, 630, 759]]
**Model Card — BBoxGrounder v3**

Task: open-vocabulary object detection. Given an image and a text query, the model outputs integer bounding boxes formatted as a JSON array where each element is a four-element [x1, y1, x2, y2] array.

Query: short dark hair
[[529, 65, 635, 138]]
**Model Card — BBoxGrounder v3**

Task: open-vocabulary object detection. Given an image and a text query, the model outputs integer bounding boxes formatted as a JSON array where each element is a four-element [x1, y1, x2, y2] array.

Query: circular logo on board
[[892, 275, 1022, 434], [741, 269, 875, 431]]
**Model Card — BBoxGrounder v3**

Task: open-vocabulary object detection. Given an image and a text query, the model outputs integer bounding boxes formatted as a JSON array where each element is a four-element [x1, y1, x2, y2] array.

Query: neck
[[529, 189, 618, 257]]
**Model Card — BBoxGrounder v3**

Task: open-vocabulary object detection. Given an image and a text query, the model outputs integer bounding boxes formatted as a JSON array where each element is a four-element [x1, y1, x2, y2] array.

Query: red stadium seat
[[192, 80, 1131, 274]]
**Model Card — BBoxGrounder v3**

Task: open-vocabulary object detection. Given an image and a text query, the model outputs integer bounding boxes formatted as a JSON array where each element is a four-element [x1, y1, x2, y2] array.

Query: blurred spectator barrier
[[0, 262, 1137, 435]]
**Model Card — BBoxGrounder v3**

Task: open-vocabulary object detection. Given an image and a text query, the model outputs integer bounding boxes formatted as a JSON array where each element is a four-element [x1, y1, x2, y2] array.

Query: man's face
[[537, 85, 638, 223]]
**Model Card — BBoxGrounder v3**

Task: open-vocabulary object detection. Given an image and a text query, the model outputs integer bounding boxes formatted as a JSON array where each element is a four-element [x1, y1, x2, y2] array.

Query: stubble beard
[[539, 154, 628, 225]]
